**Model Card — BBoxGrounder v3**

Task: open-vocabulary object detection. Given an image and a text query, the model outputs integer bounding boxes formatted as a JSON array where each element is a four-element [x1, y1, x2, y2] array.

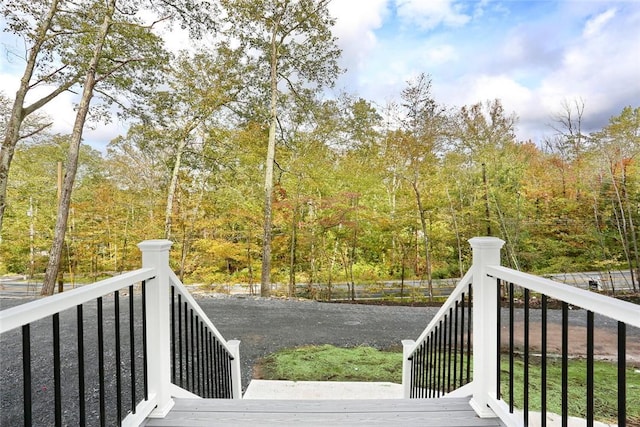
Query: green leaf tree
[[221, 0, 342, 296]]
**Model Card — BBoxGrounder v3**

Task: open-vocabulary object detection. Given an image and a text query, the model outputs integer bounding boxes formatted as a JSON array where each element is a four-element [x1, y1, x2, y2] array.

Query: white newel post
[[138, 239, 175, 417], [227, 340, 242, 399], [468, 237, 504, 418], [401, 339, 415, 398]]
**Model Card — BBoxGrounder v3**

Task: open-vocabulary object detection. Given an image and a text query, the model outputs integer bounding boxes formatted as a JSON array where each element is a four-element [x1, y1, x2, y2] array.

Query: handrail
[[0, 239, 242, 427], [403, 269, 474, 398], [168, 270, 235, 354], [0, 268, 156, 334], [487, 265, 640, 327], [404, 237, 638, 427], [406, 269, 473, 356]]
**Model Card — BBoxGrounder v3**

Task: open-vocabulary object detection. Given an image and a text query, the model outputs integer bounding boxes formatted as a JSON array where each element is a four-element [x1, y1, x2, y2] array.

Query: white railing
[[403, 237, 640, 427], [0, 239, 241, 427], [167, 269, 242, 400]]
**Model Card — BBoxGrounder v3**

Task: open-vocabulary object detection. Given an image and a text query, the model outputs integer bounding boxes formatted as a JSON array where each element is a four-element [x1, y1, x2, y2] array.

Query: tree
[[392, 73, 447, 299], [0, 0, 85, 233], [41, 0, 171, 295], [221, 0, 341, 296], [591, 106, 640, 291]]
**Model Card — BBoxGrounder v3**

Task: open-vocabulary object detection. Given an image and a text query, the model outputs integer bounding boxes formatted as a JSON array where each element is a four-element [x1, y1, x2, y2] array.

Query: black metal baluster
[[223, 343, 230, 398], [427, 332, 433, 397], [184, 301, 189, 390], [618, 322, 626, 427], [77, 305, 86, 426], [459, 292, 465, 388], [22, 324, 31, 427], [427, 338, 431, 397], [437, 320, 442, 397], [212, 334, 219, 398], [190, 309, 195, 392], [421, 341, 425, 398], [142, 281, 148, 400], [199, 320, 204, 396], [52, 313, 62, 427], [202, 326, 208, 398], [417, 342, 423, 398], [453, 300, 459, 390], [587, 311, 594, 427], [447, 307, 453, 393], [524, 288, 530, 427], [208, 334, 214, 398], [561, 302, 568, 427], [541, 294, 547, 427], [128, 286, 136, 415], [171, 286, 176, 384], [496, 279, 501, 399], [409, 353, 414, 399], [509, 282, 514, 413], [208, 332, 214, 398], [178, 294, 183, 387], [98, 297, 106, 427], [114, 291, 122, 423], [466, 284, 472, 384], [221, 345, 228, 398], [195, 317, 200, 395]]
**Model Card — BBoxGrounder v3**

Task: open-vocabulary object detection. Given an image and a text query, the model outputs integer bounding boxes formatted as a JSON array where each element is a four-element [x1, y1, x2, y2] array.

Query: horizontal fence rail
[[0, 269, 155, 427]]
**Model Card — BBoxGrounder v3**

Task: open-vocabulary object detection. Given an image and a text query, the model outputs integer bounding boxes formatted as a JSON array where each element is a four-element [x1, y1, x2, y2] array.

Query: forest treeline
[[0, 1, 638, 296]]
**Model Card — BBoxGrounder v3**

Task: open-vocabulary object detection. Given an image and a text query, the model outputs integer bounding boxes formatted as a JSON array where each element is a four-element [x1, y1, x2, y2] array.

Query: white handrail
[[487, 265, 640, 328], [168, 270, 235, 355], [406, 269, 473, 356], [0, 268, 156, 334]]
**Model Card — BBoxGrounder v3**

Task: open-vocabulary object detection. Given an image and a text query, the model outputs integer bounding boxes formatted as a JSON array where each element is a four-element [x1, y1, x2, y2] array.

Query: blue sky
[[1, 0, 639, 149], [327, 0, 640, 142]]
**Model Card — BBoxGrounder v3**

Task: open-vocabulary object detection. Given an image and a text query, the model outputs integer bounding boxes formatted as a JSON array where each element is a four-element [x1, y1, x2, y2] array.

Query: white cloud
[[396, 0, 471, 30], [424, 44, 457, 65], [328, 0, 389, 74], [583, 8, 616, 38]]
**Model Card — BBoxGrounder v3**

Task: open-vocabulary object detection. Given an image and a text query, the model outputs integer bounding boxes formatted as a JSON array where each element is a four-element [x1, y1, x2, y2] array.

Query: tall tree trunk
[[411, 181, 432, 301], [482, 163, 492, 236], [446, 187, 464, 277], [165, 138, 187, 239], [261, 20, 280, 297], [289, 202, 297, 297], [41, 0, 115, 296]]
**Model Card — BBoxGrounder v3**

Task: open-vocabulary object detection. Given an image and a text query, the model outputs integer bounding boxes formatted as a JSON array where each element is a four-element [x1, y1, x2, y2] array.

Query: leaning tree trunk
[[41, 0, 115, 296]]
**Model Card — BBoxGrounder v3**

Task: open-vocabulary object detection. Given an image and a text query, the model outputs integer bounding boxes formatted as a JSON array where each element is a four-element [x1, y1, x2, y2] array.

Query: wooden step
[[143, 397, 505, 426]]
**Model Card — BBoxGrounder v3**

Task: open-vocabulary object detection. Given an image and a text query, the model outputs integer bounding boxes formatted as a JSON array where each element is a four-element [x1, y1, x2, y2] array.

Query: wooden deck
[[143, 398, 506, 426]]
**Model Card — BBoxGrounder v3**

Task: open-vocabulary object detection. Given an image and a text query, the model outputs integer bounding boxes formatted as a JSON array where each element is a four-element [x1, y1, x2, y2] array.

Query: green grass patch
[[259, 344, 402, 383], [503, 356, 640, 424], [258, 345, 640, 424]]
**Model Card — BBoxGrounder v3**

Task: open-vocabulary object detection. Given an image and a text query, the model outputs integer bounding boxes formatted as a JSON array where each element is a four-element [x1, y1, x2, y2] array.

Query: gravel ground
[[1, 294, 637, 426]]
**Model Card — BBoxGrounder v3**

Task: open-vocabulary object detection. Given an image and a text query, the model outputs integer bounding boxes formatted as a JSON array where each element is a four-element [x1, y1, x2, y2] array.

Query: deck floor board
[[143, 398, 505, 426]]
